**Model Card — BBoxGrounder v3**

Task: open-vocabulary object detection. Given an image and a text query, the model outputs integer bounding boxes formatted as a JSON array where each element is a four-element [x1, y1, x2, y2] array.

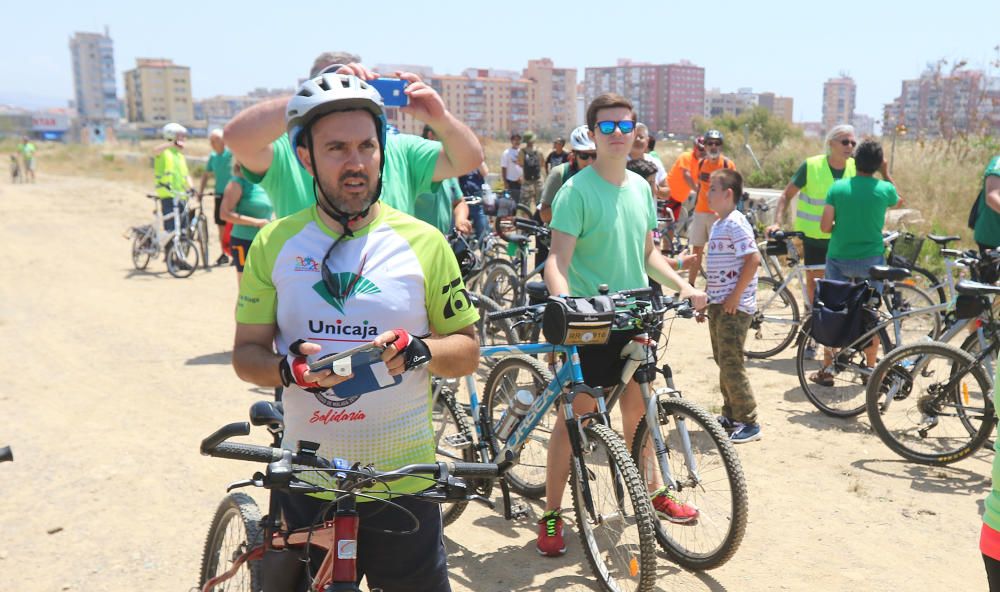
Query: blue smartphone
[[369, 78, 409, 107]]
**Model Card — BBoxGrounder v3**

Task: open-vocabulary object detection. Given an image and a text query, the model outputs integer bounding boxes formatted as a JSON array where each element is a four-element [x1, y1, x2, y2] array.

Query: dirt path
[[0, 173, 988, 591]]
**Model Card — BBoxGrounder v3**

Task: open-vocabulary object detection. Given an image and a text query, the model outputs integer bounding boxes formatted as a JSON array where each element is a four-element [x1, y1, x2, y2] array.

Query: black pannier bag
[[810, 279, 877, 348], [543, 295, 615, 346]]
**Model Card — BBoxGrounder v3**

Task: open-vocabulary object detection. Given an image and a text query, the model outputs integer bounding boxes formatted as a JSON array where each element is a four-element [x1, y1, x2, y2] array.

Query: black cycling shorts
[[230, 236, 253, 272], [213, 194, 226, 226], [802, 237, 830, 266]]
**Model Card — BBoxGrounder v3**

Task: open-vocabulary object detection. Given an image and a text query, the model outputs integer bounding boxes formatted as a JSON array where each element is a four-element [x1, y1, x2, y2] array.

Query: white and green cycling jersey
[[237, 204, 479, 497]]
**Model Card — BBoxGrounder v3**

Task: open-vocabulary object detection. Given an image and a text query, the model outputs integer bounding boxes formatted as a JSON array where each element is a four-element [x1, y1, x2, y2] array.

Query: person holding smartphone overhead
[[232, 73, 480, 592]]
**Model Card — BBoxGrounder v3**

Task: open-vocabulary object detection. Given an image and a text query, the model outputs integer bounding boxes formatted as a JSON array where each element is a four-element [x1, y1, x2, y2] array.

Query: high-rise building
[[523, 58, 577, 136], [705, 88, 758, 118], [757, 92, 794, 123], [883, 68, 1000, 137], [584, 59, 704, 136], [822, 76, 856, 132], [124, 58, 194, 124], [426, 71, 535, 138], [69, 29, 119, 124]]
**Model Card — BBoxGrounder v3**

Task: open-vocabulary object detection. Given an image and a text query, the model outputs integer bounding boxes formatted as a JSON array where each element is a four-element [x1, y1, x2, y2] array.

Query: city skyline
[[4, 0, 998, 127]]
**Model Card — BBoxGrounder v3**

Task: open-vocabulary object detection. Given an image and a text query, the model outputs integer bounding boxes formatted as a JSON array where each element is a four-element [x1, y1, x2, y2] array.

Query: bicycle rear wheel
[[131, 229, 154, 270], [200, 492, 263, 592], [482, 355, 553, 499], [630, 397, 748, 570], [865, 342, 995, 465], [570, 422, 657, 592], [891, 282, 941, 344], [196, 213, 210, 269], [745, 276, 800, 359], [796, 320, 891, 417], [166, 236, 200, 278], [433, 385, 488, 526], [480, 260, 522, 311]]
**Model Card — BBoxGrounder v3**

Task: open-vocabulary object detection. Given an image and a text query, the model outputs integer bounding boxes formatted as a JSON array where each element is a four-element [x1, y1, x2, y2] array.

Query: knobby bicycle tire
[[166, 236, 200, 278], [570, 422, 657, 592], [959, 330, 997, 449], [796, 319, 891, 418], [196, 214, 210, 269], [199, 492, 263, 592], [865, 342, 995, 465], [482, 355, 553, 499], [630, 397, 748, 570], [480, 260, 523, 312], [745, 276, 800, 359], [433, 386, 489, 526]]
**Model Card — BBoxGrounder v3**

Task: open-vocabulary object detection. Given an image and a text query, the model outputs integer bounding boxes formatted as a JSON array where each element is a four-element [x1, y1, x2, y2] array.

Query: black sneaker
[[215, 254, 230, 266]]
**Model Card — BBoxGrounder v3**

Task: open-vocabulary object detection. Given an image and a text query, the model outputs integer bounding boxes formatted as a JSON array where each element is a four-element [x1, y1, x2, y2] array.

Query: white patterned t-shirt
[[705, 210, 758, 314]]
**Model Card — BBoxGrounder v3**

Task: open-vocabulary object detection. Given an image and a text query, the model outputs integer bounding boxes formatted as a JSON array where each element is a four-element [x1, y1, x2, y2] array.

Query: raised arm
[[223, 96, 287, 176]]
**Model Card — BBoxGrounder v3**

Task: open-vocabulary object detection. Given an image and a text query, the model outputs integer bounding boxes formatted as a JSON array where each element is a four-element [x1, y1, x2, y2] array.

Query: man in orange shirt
[[666, 136, 705, 220], [688, 129, 735, 285]]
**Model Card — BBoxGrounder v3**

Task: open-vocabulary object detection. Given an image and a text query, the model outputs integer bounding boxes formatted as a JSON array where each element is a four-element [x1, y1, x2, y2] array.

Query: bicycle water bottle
[[493, 389, 535, 441]]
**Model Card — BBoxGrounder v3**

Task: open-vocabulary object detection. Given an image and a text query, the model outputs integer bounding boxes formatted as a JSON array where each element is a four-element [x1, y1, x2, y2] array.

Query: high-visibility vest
[[795, 154, 856, 239]]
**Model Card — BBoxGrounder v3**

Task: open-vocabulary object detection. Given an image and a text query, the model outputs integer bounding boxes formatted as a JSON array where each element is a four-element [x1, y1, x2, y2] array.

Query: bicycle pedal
[[442, 433, 473, 449], [509, 502, 530, 519]]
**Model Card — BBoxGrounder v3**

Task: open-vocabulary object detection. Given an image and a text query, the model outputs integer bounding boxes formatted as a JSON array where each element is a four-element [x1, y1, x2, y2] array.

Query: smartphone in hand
[[368, 78, 409, 107], [309, 342, 385, 376]]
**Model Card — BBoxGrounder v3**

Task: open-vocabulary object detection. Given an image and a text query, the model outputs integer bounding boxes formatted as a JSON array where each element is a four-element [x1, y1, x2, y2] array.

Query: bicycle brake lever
[[225, 478, 259, 492]]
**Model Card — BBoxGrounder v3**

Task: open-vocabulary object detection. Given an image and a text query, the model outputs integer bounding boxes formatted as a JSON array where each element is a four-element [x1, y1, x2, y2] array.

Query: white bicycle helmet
[[286, 73, 387, 155], [568, 125, 595, 151], [162, 122, 188, 141]]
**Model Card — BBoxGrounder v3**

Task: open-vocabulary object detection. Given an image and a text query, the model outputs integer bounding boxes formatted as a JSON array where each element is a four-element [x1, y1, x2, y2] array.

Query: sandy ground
[[0, 173, 990, 592]]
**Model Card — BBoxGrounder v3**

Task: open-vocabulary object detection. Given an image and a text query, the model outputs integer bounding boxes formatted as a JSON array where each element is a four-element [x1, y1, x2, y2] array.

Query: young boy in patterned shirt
[[703, 168, 762, 443]]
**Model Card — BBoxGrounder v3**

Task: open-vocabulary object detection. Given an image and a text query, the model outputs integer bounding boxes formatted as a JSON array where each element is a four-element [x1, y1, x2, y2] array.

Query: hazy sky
[[4, 0, 999, 124]]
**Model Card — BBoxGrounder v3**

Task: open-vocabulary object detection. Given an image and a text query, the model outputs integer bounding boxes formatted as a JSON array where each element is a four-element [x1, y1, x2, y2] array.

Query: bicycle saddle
[[927, 234, 961, 246], [956, 279, 1000, 296], [526, 281, 549, 302], [868, 266, 911, 281], [249, 400, 284, 430]]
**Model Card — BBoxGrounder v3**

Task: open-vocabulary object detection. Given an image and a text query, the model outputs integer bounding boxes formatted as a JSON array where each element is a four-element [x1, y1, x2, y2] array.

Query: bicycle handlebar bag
[[543, 295, 614, 346], [810, 279, 877, 348]]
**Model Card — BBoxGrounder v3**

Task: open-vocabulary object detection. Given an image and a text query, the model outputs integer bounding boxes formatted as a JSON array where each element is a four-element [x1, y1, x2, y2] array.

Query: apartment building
[[69, 29, 120, 124], [822, 76, 856, 132], [523, 58, 577, 136], [757, 92, 794, 123], [415, 71, 535, 138], [584, 60, 704, 137], [124, 58, 194, 124], [883, 68, 1000, 137]]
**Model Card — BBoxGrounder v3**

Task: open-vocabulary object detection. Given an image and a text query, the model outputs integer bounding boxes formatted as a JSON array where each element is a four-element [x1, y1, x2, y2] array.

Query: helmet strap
[[304, 123, 374, 239]]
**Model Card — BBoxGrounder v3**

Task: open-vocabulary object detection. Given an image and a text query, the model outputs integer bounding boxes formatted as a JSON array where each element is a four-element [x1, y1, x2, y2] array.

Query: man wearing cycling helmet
[[153, 122, 194, 234], [688, 129, 736, 285], [225, 55, 482, 219], [232, 73, 480, 592], [538, 125, 596, 224]]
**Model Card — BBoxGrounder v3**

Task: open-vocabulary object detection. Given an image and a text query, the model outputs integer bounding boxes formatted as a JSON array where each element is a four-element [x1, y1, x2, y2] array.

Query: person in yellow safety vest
[[767, 124, 895, 304], [153, 122, 194, 233]]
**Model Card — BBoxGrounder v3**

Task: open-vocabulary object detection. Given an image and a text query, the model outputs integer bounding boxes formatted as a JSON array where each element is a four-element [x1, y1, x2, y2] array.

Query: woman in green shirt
[[221, 162, 274, 283]]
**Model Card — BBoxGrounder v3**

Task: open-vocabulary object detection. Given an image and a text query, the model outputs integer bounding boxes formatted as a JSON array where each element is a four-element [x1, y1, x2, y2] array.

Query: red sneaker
[[536, 510, 567, 557], [651, 487, 699, 524]]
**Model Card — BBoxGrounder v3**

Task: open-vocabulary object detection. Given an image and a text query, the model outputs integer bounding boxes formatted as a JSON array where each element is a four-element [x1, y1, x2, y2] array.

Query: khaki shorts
[[688, 212, 718, 247]]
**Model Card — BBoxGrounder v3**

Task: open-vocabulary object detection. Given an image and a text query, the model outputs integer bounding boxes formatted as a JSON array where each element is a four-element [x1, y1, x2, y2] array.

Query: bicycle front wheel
[[571, 423, 657, 592], [796, 320, 891, 417], [482, 355, 553, 499], [166, 236, 200, 278], [480, 259, 522, 311], [200, 492, 263, 592], [865, 342, 995, 465], [630, 397, 748, 570], [745, 276, 800, 359]]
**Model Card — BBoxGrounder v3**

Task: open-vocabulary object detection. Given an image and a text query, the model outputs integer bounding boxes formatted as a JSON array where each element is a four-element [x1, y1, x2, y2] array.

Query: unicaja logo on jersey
[[294, 256, 321, 272], [313, 272, 381, 314]]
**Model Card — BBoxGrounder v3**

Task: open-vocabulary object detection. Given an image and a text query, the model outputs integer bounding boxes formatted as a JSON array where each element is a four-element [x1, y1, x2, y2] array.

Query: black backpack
[[809, 279, 878, 348], [523, 149, 541, 181]]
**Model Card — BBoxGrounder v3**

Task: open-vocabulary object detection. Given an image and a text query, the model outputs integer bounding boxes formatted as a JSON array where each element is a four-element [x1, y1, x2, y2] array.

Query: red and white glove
[[278, 339, 323, 392], [390, 329, 432, 370]]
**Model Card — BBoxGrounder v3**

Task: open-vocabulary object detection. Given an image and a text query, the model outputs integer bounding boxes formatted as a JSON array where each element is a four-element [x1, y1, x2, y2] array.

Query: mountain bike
[[187, 194, 211, 270], [480, 215, 549, 317], [127, 193, 200, 278], [197, 403, 503, 592], [865, 279, 999, 465]]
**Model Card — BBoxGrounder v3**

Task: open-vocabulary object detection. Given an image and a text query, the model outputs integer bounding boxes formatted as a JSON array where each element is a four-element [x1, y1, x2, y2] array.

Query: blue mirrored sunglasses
[[596, 120, 636, 135]]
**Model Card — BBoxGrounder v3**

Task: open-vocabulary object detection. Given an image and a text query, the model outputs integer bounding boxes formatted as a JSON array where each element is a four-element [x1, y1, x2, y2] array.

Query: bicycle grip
[[210, 442, 281, 464], [447, 462, 500, 479], [486, 305, 536, 321]]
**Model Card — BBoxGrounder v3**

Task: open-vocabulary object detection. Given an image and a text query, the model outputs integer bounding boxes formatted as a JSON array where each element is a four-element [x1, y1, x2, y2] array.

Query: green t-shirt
[[549, 167, 656, 296], [20, 142, 36, 160], [825, 176, 899, 260], [983, 357, 1000, 533], [229, 176, 274, 242], [206, 148, 233, 195], [973, 155, 1000, 247], [414, 177, 460, 234], [791, 160, 846, 188], [242, 133, 440, 219]]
